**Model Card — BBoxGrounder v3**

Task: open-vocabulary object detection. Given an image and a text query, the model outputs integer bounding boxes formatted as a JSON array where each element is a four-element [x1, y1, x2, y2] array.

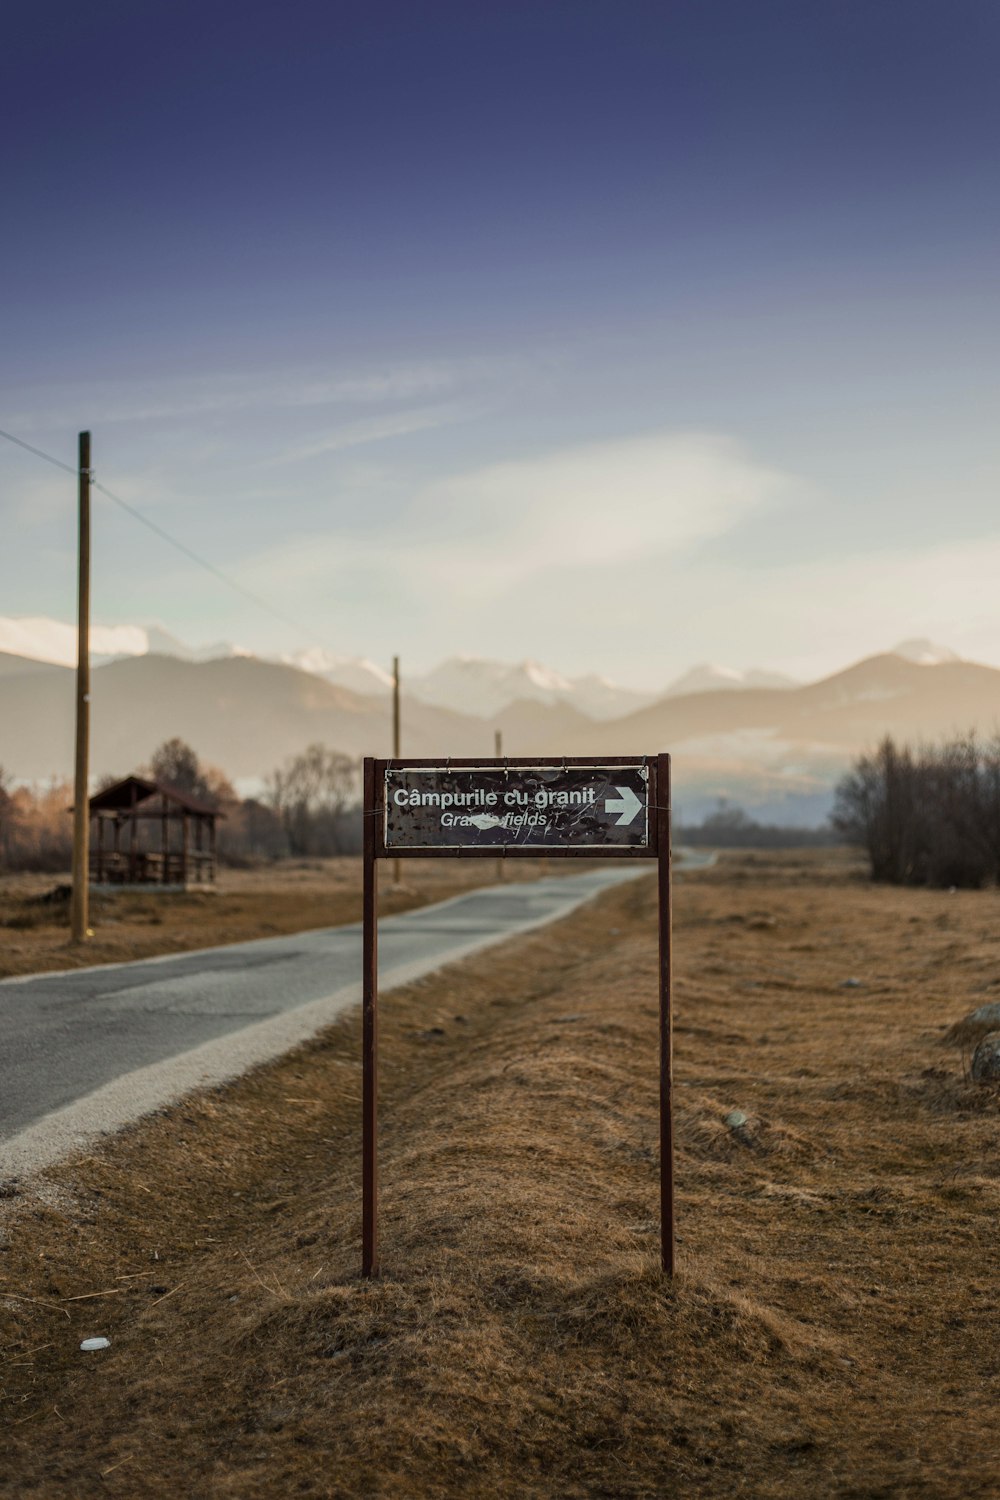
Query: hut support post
[[129, 783, 138, 881]]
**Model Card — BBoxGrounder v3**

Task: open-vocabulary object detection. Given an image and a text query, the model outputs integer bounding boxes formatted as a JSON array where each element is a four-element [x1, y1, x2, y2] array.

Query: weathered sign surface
[[383, 762, 651, 851]]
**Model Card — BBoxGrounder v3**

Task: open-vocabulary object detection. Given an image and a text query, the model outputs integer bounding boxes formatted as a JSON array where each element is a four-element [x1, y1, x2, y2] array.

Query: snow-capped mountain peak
[[407, 657, 572, 718], [0, 615, 250, 668], [0, 615, 149, 667], [402, 656, 654, 720], [890, 638, 961, 666], [10, 614, 965, 727], [566, 673, 654, 720], [144, 626, 251, 661], [279, 648, 394, 695], [663, 663, 799, 697]]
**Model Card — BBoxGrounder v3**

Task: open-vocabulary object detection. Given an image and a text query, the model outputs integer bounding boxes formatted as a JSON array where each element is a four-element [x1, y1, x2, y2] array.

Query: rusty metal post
[[391, 657, 401, 887], [362, 756, 380, 1276], [494, 731, 505, 882], [656, 753, 674, 1275], [70, 431, 91, 943]]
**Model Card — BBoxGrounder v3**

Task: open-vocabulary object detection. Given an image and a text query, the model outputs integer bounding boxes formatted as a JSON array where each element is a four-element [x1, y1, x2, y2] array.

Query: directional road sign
[[382, 762, 651, 852], [362, 753, 673, 1282]]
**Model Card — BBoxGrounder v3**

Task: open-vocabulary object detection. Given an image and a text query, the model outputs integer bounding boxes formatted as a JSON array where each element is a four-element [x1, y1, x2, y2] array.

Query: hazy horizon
[[0, 612, 974, 695]]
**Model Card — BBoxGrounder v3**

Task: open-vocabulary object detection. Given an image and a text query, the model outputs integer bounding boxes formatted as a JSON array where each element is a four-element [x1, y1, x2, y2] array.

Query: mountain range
[[0, 614, 960, 719], [1, 628, 997, 825]]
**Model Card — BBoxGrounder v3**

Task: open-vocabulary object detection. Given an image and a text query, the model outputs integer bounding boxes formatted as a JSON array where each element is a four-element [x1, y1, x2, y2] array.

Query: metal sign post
[[362, 757, 380, 1278], [361, 754, 672, 1277]]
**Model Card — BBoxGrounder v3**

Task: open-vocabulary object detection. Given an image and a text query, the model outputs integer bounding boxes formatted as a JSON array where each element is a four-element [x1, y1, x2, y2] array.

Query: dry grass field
[[0, 857, 550, 980], [2, 849, 1000, 1497]]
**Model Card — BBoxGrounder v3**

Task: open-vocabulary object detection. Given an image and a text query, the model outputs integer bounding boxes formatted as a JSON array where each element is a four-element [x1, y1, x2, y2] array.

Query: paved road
[[1, 865, 657, 1178]]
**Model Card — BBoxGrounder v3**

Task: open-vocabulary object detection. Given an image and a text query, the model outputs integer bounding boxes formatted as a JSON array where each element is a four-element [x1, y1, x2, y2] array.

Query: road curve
[[1, 865, 656, 1180]]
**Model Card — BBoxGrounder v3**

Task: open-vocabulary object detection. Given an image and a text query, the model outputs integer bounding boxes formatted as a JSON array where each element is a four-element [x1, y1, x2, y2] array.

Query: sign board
[[383, 762, 652, 853], [361, 753, 673, 1280]]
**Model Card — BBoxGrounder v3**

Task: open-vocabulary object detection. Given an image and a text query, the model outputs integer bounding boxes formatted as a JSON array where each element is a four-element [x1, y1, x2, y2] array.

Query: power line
[[90, 476, 328, 644], [0, 425, 335, 653], [0, 426, 78, 477]]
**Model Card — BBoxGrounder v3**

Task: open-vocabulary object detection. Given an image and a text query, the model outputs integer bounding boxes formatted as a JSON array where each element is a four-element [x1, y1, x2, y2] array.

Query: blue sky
[[2, 0, 999, 688]]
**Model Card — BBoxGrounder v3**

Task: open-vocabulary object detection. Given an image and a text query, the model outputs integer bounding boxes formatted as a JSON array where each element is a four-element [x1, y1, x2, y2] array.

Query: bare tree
[[983, 736, 1000, 886], [834, 733, 998, 888], [265, 744, 360, 856], [147, 738, 234, 808], [0, 777, 73, 873], [218, 798, 288, 864], [0, 765, 16, 871]]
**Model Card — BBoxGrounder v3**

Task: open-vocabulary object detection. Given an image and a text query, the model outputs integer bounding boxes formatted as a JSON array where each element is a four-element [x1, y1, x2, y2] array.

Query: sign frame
[[361, 753, 673, 1277], [379, 756, 656, 857]]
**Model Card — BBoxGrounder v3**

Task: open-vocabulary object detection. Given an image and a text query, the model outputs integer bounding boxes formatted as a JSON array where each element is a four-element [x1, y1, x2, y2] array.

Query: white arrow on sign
[[604, 786, 643, 826]]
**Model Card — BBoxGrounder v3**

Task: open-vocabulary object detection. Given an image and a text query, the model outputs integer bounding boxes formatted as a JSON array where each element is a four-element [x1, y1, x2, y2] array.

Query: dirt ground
[[0, 857, 551, 980], [2, 849, 1000, 1498]]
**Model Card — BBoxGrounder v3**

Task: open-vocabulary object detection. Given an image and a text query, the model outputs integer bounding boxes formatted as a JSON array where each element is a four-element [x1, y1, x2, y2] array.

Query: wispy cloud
[[6, 355, 524, 431], [715, 533, 1000, 679], [228, 430, 1000, 683], [409, 430, 791, 588], [236, 429, 792, 608], [275, 402, 473, 463], [21, 410, 994, 689]]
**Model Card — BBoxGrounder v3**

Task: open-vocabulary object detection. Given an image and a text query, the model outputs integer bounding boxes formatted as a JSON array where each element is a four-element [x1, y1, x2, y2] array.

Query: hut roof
[[87, 776, 223, 818]]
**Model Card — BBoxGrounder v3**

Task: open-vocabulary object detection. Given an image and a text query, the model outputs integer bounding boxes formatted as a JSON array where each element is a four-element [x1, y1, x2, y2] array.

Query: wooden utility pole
[[362, 757, 379, 1276], [392, 655, 401, 886], [494, 729, 505, 882], [70, 431, 91, 944]]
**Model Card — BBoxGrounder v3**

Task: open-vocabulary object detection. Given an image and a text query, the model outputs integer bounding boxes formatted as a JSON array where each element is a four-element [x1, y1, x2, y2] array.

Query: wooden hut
[[87, 776, 222, 889]]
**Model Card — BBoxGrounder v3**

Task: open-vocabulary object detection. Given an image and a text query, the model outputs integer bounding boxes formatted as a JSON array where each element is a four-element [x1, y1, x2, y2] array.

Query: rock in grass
[[970, 1032, 1000, 1083], [723, 1108, 757, 1148], [965, 1001, 1000, 1026], [944, 1002, 1000, 1046]]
